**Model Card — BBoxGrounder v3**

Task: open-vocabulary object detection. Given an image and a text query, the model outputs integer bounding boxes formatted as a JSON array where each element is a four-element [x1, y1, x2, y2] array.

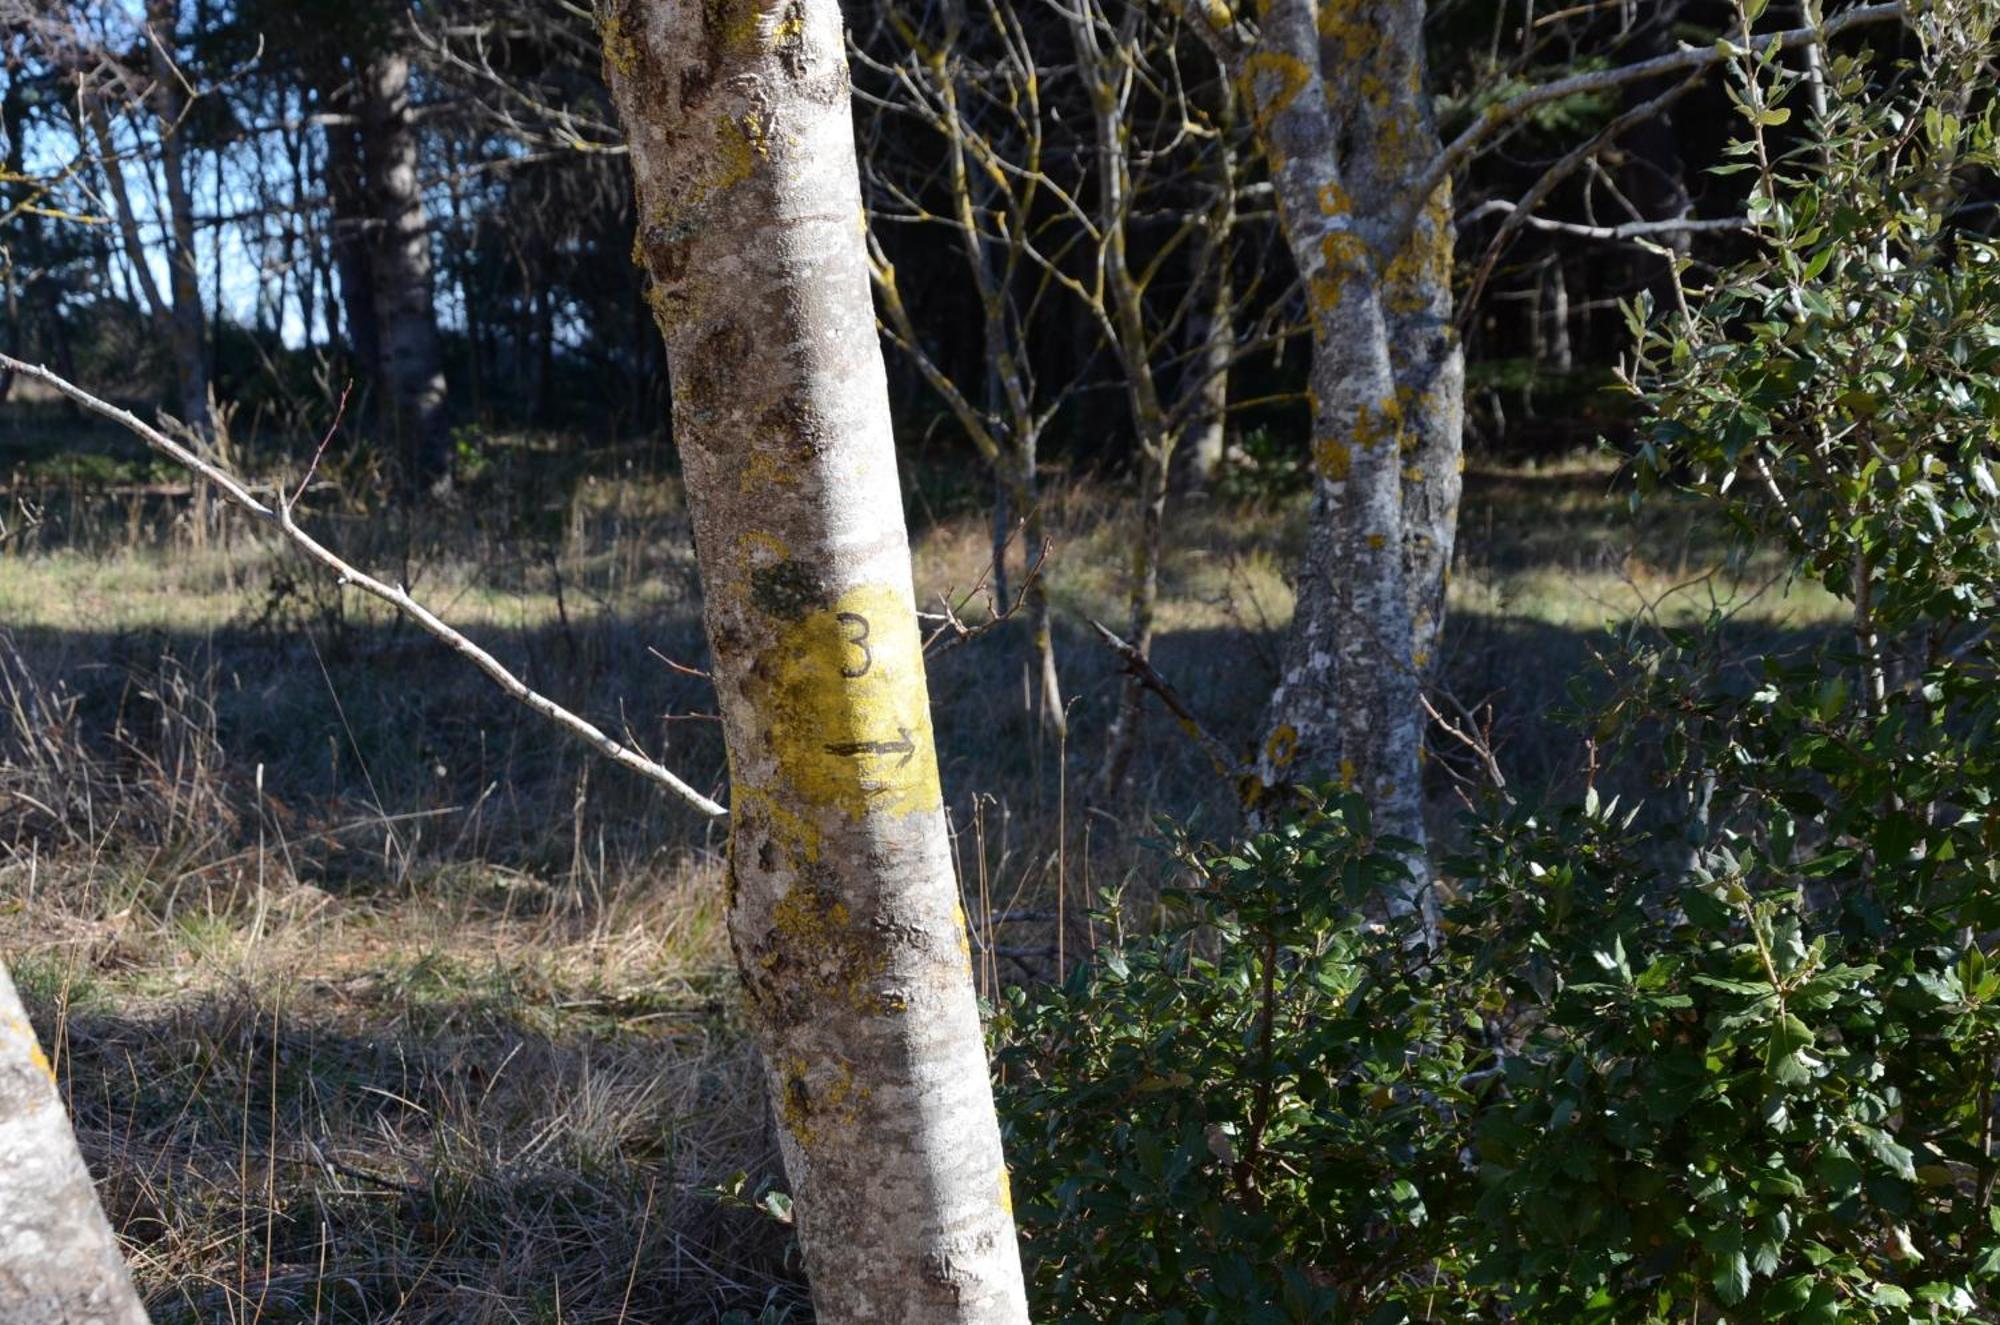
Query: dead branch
[[0, 354, 729, 820], [1088, 618, 1243, 784]]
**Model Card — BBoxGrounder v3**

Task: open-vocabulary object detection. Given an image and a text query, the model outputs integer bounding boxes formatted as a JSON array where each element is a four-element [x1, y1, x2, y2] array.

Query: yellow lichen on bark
[[599, 10, 640, 76], [1307, 227, 1367, 315], [1353, 393, 1402, 449], [1242, 50, 1310, 137], [1315, 436, 1351, 480]]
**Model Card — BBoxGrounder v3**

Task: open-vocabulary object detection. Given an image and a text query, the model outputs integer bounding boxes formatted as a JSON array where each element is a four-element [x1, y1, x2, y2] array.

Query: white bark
[[598, 0, 1029, 1319], [0, 964, 149, 1324]]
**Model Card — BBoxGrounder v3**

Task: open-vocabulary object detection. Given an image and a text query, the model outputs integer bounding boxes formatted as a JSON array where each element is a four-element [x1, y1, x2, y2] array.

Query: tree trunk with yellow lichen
[[1234, 0, 1461, 913], [0, 963, 150, 1323], [596, 1, 1029, 1320]]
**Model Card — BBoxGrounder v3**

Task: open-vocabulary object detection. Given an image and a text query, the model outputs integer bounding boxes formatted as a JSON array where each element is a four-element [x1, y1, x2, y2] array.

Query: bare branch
[[1390, 0, 1906, 255], [1459, 199, 1751, 241], [0, 354, 729, 820], [1088, 618, 1244, 784]]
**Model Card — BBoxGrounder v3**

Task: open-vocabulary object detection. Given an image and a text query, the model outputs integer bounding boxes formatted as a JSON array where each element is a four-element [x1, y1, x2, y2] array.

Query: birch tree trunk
[[1226, 0, 1462, 908], [0, 963, 150, 1324], [598, 0, 1029, 1319], [359, 51, 449, 489]]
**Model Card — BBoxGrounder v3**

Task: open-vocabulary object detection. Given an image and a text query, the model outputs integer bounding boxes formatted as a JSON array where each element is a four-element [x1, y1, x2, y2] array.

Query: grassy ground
[[0, 407, 1846, 1321]]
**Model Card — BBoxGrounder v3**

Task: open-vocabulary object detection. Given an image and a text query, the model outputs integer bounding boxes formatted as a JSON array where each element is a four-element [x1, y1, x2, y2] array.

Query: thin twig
[[1387, 1, 1906, 256], [0, 354, 728, 820]]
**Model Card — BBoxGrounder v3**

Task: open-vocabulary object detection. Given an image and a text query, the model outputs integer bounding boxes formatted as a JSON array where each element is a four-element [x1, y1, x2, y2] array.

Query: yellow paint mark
[[953, 902, 974, 974], [998, 1166, 1015, 1218], [763, 885, 888, 1017], [733, 782, 824, 863], [1366, 533, 1386, 550], [753, 582, 943, 824], [1265, 723, 1298, 769]]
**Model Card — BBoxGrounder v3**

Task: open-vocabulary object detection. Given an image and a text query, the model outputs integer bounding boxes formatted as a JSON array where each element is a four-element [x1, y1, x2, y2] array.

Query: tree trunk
[[149, 0, 214, 447], [1176, 264, 1233, 494], [1073, 5, 1181, 795], [0, 964, 150, 1324], [359, 51, 449, 488], [598, 1, 1030, 1320], [1237, 0, 1456, 914], [323, 115, 380, 374]]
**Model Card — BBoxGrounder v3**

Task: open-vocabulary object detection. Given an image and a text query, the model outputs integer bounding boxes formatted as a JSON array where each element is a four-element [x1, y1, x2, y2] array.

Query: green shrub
[[996, 8, 2000, 1320]]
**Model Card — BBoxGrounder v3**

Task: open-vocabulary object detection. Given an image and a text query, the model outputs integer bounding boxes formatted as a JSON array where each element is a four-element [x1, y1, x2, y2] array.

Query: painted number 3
[[836, 612, 873, 679]]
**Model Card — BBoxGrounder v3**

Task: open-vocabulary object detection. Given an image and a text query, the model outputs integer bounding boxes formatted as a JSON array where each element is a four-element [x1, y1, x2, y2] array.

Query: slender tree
[[147, 0, 212, 445], [360, 45, 448, 486], [596, 0, 1030, 1319]]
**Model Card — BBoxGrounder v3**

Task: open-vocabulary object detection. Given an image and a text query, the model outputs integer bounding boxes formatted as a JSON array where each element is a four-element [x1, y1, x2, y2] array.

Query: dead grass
[[0, 417, 1845, 1320]]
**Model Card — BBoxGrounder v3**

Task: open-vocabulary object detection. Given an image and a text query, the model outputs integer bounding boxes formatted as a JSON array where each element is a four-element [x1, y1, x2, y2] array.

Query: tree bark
[[1072, 3, 1183, 795], [148, 0, 213, 449], [1233, 0, 1457, 911], [359, 50, 449, 488], [323, 114, 381, 374], [0, 963, 150, 1324], [598, 0, 1029, 1319]]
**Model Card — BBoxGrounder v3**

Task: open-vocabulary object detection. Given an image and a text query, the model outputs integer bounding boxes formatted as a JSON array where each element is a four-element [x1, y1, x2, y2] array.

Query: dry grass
[[0, 411, 1846, 1320]]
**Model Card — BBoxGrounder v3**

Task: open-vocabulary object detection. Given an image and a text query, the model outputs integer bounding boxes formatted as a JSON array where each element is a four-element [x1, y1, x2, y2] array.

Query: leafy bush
[[996, 8, 2000, 1321]]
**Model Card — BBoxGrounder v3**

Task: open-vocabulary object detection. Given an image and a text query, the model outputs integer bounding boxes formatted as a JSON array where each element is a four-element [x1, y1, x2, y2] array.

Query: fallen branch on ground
[[0, 354, 728, 820]]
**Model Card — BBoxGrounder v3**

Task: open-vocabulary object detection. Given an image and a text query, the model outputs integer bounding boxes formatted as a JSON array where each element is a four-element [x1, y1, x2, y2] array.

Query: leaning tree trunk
[[359, 51, 449, 489], [598, 1, 1030, 1320], [1237, 0, 1458, 913], [0, 963, 150, 1323]]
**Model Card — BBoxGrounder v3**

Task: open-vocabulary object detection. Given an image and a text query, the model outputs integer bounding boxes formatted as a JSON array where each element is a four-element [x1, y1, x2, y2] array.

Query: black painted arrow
[[824, 727, 916, 768]]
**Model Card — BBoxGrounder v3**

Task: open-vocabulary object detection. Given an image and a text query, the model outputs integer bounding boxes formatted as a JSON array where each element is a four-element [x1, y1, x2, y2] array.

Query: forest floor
[[0, 409, 1846, 1322]]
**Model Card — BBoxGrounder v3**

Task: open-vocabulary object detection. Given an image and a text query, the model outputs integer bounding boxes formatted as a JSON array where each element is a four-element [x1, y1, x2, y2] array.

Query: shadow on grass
[[23, 976, 800, 1324]]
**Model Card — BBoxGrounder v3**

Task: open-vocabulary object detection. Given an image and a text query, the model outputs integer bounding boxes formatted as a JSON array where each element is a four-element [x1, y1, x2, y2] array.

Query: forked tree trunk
[[359, 51, 449, 488], [1232, 0, 1462, 913], [598, 1, 1029, 1320], [0, 963, 149, 1323]]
